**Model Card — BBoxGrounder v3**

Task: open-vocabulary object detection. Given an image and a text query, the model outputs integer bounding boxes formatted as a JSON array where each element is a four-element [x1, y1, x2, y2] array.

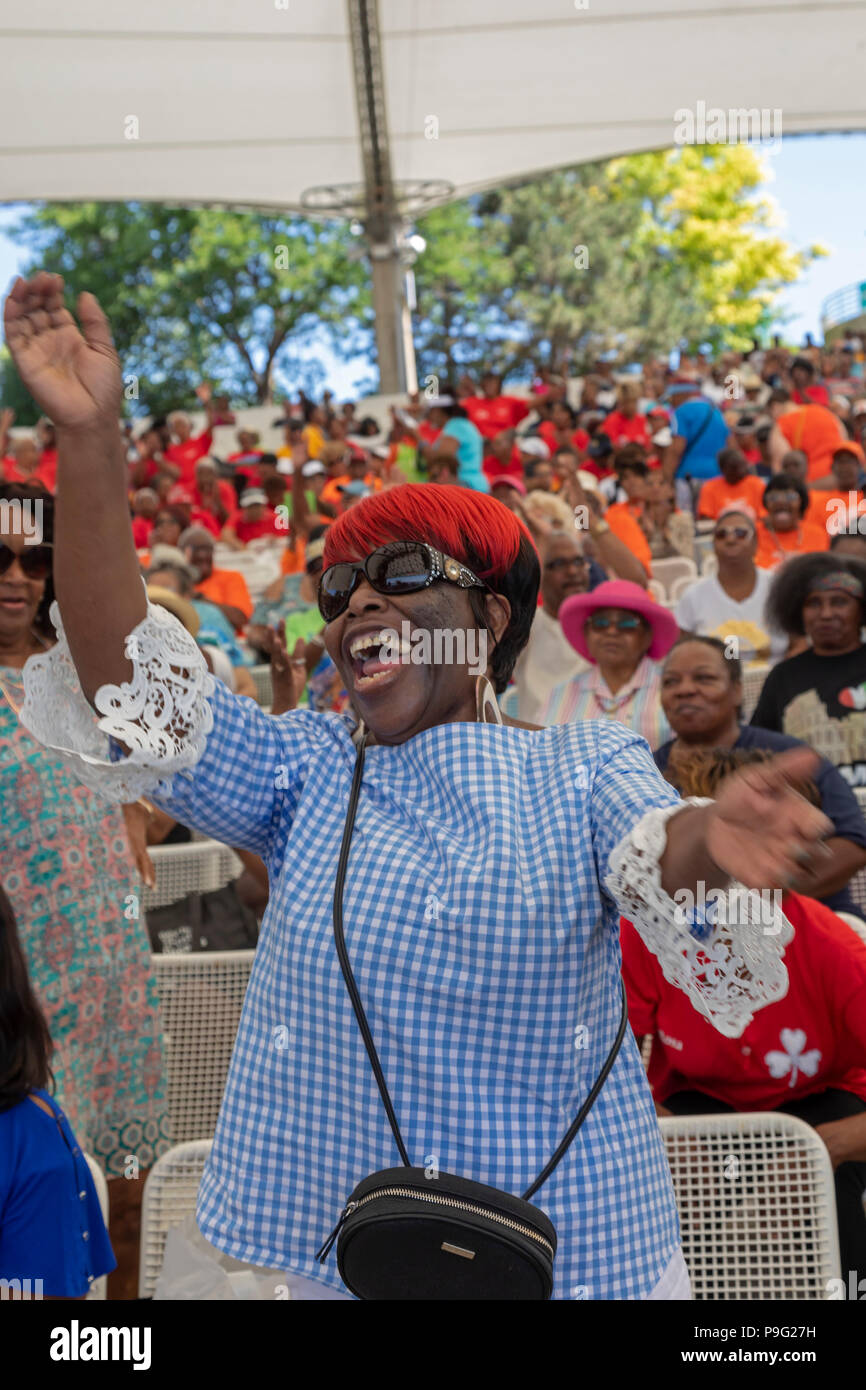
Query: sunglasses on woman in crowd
[[544, 555, 589, 572], [318, 540, 487, 622], [714, 525, 752, 541], [587, 613, 643, 632], [0, 541, 53, 580]]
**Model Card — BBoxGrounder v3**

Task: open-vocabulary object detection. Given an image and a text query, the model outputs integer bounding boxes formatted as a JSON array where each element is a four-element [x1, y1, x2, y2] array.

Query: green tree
[[9, 203, 371, 415], [412, 146, 822, 381]]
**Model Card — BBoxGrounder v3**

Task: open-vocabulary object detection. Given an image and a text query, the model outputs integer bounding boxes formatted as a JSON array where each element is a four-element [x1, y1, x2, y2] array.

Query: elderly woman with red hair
[[5, 274, 834, 1302]]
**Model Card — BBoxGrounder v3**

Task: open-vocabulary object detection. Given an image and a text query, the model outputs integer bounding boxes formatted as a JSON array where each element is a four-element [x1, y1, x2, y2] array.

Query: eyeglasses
[[318, 541, 486, 622], [587, 613, 642, 632], [545, 556, 588, 572], [0, 541, 53, 580], [714, 526, 752, 541]]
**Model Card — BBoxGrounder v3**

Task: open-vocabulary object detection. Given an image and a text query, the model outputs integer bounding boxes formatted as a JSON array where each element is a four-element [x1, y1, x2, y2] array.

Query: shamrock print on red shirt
[[764, 1029, 822, 1088]]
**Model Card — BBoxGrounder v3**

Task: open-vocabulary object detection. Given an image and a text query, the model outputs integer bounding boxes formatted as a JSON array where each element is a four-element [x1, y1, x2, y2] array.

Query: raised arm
[[4, 273, 142, 704]]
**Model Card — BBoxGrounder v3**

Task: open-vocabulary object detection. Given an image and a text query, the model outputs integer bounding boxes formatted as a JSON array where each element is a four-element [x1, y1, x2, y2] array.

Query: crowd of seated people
[[4, 331, 866, 1299]]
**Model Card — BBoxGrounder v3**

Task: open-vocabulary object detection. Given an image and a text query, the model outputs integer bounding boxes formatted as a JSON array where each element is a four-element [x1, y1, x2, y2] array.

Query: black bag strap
[[331, 734, 630, 1199]]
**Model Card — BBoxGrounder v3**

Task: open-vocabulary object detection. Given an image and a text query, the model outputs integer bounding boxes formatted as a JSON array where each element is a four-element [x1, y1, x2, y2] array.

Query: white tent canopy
[[2, 0, 864, 385], [1, 0, 863, 208]]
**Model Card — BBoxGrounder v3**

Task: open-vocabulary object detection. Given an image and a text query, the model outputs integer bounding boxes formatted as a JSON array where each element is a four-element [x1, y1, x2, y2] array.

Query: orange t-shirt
[[604, 502, 653, 576], [280, 537, 306, 575], [320, 474, 383, 509], [754, 520, 829, 569], [805, 488, 866, 533], [195, 566, 253, 620], [778, 406, 845, 482], [697, 474, 766, 519]]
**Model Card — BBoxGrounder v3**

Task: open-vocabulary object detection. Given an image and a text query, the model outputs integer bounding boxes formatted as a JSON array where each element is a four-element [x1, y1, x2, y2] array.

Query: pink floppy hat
[[559, 579, 679, 663]]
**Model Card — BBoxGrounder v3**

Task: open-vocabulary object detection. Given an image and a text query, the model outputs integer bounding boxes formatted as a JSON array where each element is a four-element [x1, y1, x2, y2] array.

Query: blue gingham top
[[148, 679, 685, 1300]]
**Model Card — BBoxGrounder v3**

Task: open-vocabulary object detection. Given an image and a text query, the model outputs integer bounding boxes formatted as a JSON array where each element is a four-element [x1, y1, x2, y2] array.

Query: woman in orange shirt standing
[[755, 476, 830, 570]]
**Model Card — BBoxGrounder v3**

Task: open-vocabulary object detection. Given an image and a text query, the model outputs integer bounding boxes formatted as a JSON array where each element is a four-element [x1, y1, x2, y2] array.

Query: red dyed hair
[[323, 483, 534, 582]]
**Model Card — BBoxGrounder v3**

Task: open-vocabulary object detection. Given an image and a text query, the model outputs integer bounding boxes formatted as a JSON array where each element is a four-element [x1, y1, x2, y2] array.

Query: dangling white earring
[[475, 674, 503, 725]]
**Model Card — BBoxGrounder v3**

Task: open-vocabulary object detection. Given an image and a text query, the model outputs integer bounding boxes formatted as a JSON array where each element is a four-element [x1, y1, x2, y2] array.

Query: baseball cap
[[302, 461, 327, 478], [337, 481, 372, 499], [587, 435, 613, 460], [240, 489, 267, 506], [516, 437, 551, 460]]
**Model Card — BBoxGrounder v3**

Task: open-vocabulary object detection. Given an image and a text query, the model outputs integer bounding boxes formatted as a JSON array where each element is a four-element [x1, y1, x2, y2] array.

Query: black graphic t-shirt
[[751, 645, 866, 787]]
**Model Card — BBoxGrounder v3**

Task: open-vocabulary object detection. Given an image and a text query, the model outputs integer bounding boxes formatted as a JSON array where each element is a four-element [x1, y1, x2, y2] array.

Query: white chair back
[[142, 840, 244, 912], [739, 663, 771, 722], [668, 574, 698, 605], [139, 1140, 213, 1298], [152, 949, 255, 1143], [250, 663, 274, 707], [84, 1152, 110, 1300], [651, 555, 698, 600], [834, 911, 866, 945], [660, 1112, 840, 1299]]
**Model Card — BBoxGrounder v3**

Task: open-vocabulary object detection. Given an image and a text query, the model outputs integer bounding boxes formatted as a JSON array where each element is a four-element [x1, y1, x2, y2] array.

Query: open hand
[[706, 748, 833, 891], [4, 273, 121, 430]]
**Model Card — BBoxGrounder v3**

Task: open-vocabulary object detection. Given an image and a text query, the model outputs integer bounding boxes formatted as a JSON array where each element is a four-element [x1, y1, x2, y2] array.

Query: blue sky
[[0, 133, 863, 398]]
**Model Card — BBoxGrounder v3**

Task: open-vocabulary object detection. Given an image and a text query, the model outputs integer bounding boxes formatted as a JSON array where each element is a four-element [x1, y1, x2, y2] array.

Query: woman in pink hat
[[541, 580, 678, 749]]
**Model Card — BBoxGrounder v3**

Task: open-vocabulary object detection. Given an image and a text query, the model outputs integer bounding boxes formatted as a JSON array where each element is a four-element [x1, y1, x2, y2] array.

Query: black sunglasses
[[318, 541, 486, 622], [588, 613, 642, 632], [0, 541, 53, 580]]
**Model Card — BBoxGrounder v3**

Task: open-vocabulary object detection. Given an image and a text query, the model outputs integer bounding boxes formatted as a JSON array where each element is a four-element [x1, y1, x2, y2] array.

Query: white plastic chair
[[648, 579, 673, 609], [659, 1112, 840, 1299], [142, 840, 244, 913], [739, 663, 771, 722], [700, 551, 718, 578], [139, 1140, 213, 1298], [151, 950, 255, 1144], [834, 911, 866, 945], [848, 790, 866, 915], [84, 1153, 110, 1301], [668, 574, 698, 606], [651, 555, 698, 600], [249, 663, 274, 708]]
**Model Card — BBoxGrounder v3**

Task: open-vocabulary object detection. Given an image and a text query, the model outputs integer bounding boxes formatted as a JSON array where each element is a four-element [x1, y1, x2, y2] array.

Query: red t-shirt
[[192, 480, 237, 524], [132, 516, 153, 549], [234, 509, 283, 544], [165, 429, 214, 485], [483, 446, 524, 484], [599, 412, 651, 449], [538, 422, 590, 456], [189, 506, 222, 538], [36, 448, 58, 493], [461, 395, 529, 440], [792, 384, 831, 407], [621, 892, 866, 1110]]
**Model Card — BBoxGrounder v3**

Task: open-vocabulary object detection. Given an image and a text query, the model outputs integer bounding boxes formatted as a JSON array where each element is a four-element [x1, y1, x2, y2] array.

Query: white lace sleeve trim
[[18, 598, 215, 803], [605, 799, 792, 1040]]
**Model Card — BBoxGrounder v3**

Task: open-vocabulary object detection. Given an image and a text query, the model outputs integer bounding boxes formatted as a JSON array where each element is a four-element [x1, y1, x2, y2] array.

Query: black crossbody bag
[[315, 734, 629, 1301]]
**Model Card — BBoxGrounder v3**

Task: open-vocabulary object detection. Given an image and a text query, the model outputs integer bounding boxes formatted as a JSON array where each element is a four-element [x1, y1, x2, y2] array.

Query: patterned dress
[[0, 664, 170, 1176]]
